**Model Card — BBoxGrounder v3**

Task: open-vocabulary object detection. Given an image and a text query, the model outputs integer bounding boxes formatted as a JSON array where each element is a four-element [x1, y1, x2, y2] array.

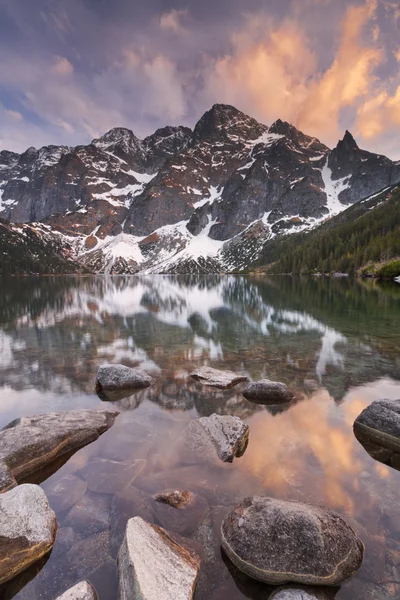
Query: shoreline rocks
[[0, 409, 119, 492], [118, 517, 200, 600], [56, 581, 98, 600], [221, 497, 364, 586], [95, 364, 154, 395], [242, 379, 294, 405], [185, 414, 249, 463], [0, 484, 57, 585], [190, 366, 248, 389]]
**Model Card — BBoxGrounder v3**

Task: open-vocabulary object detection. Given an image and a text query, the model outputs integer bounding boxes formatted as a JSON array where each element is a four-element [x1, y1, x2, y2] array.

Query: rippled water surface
[[1, 275, 400, 600]]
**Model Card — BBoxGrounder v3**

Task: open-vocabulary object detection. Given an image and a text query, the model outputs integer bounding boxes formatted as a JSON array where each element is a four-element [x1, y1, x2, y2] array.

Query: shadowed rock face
[[55, 581, 98, 600], [0, 484, 57, 585], [185, 414, 249, 463], [221, 497, 364, 586], [242, 380, 294, 405], [0, 409, 119, 492], [190, 366, 248, 390], [95, 364, 155, 394], [117, 517, 200, 600]]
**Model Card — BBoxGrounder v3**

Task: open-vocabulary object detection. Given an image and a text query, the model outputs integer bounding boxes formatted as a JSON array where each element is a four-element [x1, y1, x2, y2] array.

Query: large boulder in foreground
[[0, 409, 119, 492], [353, 399, 400, 463], [185, 414, 249, 463], [242, 379, 294, 405], [95, 364, 154, 394], [221, 497, 363, 586], [118, 516, 200, 600], [0, 484, 57, 585], [190, 366, 248, 389], [56, 581, 98, 599]]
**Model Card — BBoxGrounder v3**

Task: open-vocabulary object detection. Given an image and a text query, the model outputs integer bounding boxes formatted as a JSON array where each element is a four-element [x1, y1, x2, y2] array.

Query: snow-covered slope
[[1, 104, 400, 274]]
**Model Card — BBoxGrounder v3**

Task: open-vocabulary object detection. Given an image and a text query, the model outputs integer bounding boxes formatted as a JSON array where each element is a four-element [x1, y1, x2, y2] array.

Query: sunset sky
[[1, 0, 400, 158]]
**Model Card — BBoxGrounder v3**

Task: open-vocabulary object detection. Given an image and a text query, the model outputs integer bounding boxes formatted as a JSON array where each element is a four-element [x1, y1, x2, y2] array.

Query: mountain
[[1, 104, 399, 274], [255, 184, 400, 276], [0, 219, 86, 276]]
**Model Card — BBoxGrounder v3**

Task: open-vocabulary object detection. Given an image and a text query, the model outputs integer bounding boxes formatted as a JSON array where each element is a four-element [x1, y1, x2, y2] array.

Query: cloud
[[159, 9, 188, 35]]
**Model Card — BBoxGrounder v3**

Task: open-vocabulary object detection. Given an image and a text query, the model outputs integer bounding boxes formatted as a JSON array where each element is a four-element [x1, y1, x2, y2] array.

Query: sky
[[0, 0, 400, 158]]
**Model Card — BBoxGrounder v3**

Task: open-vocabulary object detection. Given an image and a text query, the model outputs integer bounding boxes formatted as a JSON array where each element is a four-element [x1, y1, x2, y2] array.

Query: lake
[[0, 274, 400, 600]]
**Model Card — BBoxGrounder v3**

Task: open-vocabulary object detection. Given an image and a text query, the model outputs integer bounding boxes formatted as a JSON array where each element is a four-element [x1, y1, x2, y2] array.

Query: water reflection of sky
[[0, 275, 400, 600]]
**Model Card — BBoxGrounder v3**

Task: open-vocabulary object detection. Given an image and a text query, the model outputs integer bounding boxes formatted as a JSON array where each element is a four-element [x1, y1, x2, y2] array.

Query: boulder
[[95, 364, 154, 394], [0, 484, 57, 585], [55, 581, 98, 600], [155, 490, 193, 508], [118, 517, 200, 600], [242, 380, 294, 404], [221, 497, 363, 586], [0, 409, 119, 492], [185, 414, 249, 463], [190, 366, 248, 389], [110, 486, 156, 558], [353, 399, 400, 458], [269, 587, 337, 599]]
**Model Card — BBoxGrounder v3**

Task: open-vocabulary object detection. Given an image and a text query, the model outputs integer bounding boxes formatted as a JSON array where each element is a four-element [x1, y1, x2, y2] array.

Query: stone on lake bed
[[221, 497, 364, 586], [55, 581, 98, 600], [0, 409, 119, 492], [95, 364, 155, 393], [45, 474, 87, 513], [242, 379, 294, 405], [353, 399, 400, 456], [155, 490, 193, 508], [0, 484, 57, 585], [118, 516, 200, 600], [269, 587, 338, 600], [80, 457, 146, 494], [190, 366, 248, 389], [185, 414, 249, 463], [154, 490, 209, 536]]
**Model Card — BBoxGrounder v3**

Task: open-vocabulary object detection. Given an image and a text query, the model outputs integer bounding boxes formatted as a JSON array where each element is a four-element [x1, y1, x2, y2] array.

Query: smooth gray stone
[[55, 581, 98, 600], [353, 399, 400, 453], [221, 497, 364, 586], [269, 586, 337, 599], [118, 517, 200, 600], [0, 484, 57, 585], [190, 366, 248, 389], [242, 379, 294, 404], [0, 409, 119, 492], [95, 364, 154, 393], [186, 413, 249, 463]]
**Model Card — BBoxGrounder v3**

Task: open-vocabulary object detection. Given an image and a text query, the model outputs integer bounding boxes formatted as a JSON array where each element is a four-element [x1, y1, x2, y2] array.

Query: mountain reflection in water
[[0, 275, 399, 600]]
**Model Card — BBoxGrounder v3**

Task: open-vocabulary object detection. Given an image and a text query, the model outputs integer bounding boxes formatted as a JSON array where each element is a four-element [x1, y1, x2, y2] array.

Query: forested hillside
[[256, 185, 400, 277]]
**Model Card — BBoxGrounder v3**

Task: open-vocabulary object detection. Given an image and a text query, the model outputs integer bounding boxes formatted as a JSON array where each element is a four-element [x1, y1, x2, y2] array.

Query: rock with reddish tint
[[95, 364, 155, 394], [154, 490, 209, 536], [0, 484, 57, 585], [221, 497, 364, 586], [242, 379, 294, 405], [190, 366, 248, 390], [56, 581, 98, 600], [185, 413, 249, 463], [118, 517, 200, 600], [155, 490, 193, 509], [0, 409, 119, 492]]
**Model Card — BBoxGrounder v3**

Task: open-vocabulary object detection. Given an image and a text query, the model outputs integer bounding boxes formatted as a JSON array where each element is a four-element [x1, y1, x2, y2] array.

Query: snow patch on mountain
[[321, 159, 351, 216]]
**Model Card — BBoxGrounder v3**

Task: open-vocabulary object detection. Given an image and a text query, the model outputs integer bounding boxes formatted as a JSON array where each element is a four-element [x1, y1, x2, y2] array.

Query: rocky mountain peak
[[269, 119, 296, 137], [92, 127, 141, 152], [192, 104, 267, 143], [144, 125, 192, 158]]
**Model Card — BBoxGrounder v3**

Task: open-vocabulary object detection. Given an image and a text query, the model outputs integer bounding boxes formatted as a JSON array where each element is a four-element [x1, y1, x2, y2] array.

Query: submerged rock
[[154, 490, 209, 536], [353, 399, 400, 460], [118, 517, 200, 600], [269, 587, 338, 600], [45, 474, 87, 513], [0, 484, 57, 585], [95, 364, 154, 394], [242, 379, 294, 405], [185, 414, 249, 463], [0, 409, 119, 492], [221, 497, 363, 586], [80, 457, 146, 494], [110, 486, 156, 558], [190, 366, 248, 390], [56, 581, 98, 600], [155, 490, 193, 508]]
